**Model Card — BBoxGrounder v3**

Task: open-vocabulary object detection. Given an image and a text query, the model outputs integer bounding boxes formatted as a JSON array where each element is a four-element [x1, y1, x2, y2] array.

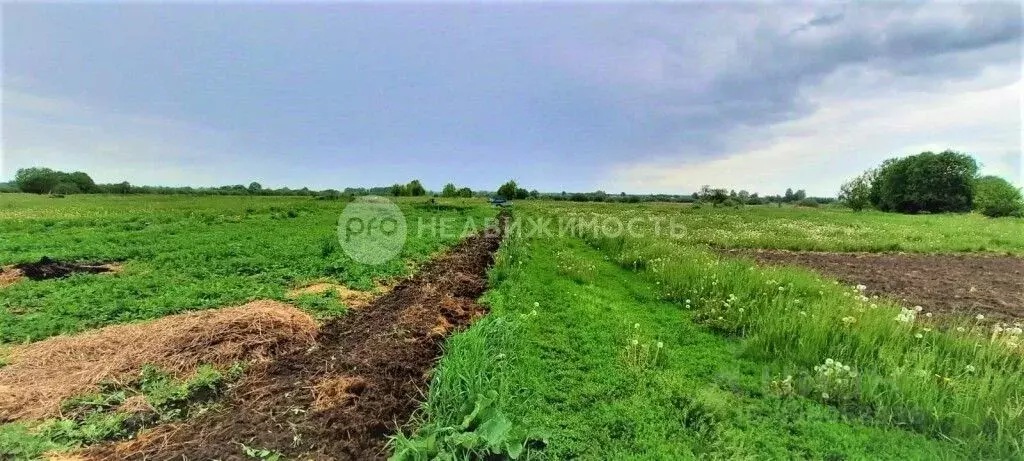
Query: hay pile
[[0, 266, 24, 288], [287, 282, 384, 309], [0, 300, 318, 422]]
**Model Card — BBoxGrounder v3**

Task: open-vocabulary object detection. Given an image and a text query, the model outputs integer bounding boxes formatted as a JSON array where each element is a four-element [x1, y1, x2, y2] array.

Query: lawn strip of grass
[[395, 222, 966, 459]]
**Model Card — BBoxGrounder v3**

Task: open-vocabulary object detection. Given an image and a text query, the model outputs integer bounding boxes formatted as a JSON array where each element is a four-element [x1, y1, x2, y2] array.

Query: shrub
[[869, 151, 978, 213], [51, 182, 82, 195], [497, 181, 529, 200], [796, 198, 820, 208], [973, 176, 1023, 218], [838, 170, 874, 211]]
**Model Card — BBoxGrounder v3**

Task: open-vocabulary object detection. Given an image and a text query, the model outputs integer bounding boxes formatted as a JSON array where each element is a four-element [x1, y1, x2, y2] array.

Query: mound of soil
[[723, 249, 1024, 320], [13, 256, 120, 281], [0, 300, 318, 422], [80, 214, 507, 460]]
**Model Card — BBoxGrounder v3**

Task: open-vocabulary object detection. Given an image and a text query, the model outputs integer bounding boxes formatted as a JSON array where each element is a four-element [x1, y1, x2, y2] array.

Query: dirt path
[[723, 249, 1024, 320], [81, 216, 506, 460]]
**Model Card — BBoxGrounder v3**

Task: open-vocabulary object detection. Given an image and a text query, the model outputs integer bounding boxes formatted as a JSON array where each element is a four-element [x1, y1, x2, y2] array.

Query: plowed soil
[[724, 249, 1024, 320], [79, 216, 506, 460]]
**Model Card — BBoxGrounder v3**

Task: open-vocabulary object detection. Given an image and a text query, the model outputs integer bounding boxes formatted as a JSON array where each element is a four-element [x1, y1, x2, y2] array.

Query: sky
[[2, 2, 1021, 196]]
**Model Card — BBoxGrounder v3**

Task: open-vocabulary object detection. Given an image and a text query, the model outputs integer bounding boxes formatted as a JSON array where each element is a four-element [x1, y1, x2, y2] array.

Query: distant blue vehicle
[[489, 197, 511, 207]]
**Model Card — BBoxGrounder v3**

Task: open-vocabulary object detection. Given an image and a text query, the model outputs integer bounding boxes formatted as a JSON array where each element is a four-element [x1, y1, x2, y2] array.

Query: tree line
[[839, 151, 1023, 217], [3, 167, 485, 199]]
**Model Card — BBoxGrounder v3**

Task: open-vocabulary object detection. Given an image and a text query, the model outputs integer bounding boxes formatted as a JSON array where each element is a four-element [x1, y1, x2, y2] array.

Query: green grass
[[395, 214, 981, 459], [586, 234, 1024, 457], [0, 194, 495, 343], [525, 201, 1024, 254]]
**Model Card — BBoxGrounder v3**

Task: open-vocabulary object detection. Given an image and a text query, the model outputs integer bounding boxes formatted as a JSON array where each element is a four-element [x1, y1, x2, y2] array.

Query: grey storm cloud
[[3, 2, 1020, 188], [592, 3, 1023, 157]]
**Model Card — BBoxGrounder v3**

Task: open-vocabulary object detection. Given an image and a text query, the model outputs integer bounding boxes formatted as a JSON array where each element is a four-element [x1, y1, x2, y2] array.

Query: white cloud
[[604, 63, 1022, 196]]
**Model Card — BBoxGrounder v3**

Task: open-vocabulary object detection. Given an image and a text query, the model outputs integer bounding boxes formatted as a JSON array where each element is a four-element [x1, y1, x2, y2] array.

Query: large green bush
[[869, 151, 978, 213], [974, 176, 1023, 218], [14, 167, 96, 194]]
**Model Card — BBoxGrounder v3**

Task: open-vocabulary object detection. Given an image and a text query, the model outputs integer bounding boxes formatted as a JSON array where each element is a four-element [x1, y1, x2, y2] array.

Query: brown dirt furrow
[[722, 249, 1024, 320], [79, 214, 507, 461]]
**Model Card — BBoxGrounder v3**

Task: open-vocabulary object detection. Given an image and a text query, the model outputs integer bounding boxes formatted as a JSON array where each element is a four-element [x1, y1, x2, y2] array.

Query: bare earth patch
[[14, 257, 123, 281], [723, 249, 1024, 320], [0, 300, 317, 422], [0, 258, 124, 290]]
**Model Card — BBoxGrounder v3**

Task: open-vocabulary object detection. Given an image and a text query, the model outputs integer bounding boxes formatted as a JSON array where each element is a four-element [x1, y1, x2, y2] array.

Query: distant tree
[[870, 150, 978, 213], [530, 189, 540, 199], [390, 183, 408, 196], [248, 182, 263, 195], [497, 180, 519, 200], [51, 182, 81, 195], [441, 183, 458, 197], [839, 170, 874, 211], [456, 187, 473, 198], [974, 175, 1023, 218], [67, 172, 96, 193], [406, 180, 426, 197], [15, 167, 62, 194], [318, 189, 342, 199], [783, 188, 795, 203], [697, 185, 729, 206], [796, 197, 820, 208], [110, 181, 132, 194], [793, 189, 807, 201]]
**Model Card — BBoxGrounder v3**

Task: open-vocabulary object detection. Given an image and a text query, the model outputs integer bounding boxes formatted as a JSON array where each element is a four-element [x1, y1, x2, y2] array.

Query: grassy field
[[531, 201, 1024, 254], [0, 194, 495, 343], [397, 201, 1024, 459], [2, 195, 1023, 459]]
